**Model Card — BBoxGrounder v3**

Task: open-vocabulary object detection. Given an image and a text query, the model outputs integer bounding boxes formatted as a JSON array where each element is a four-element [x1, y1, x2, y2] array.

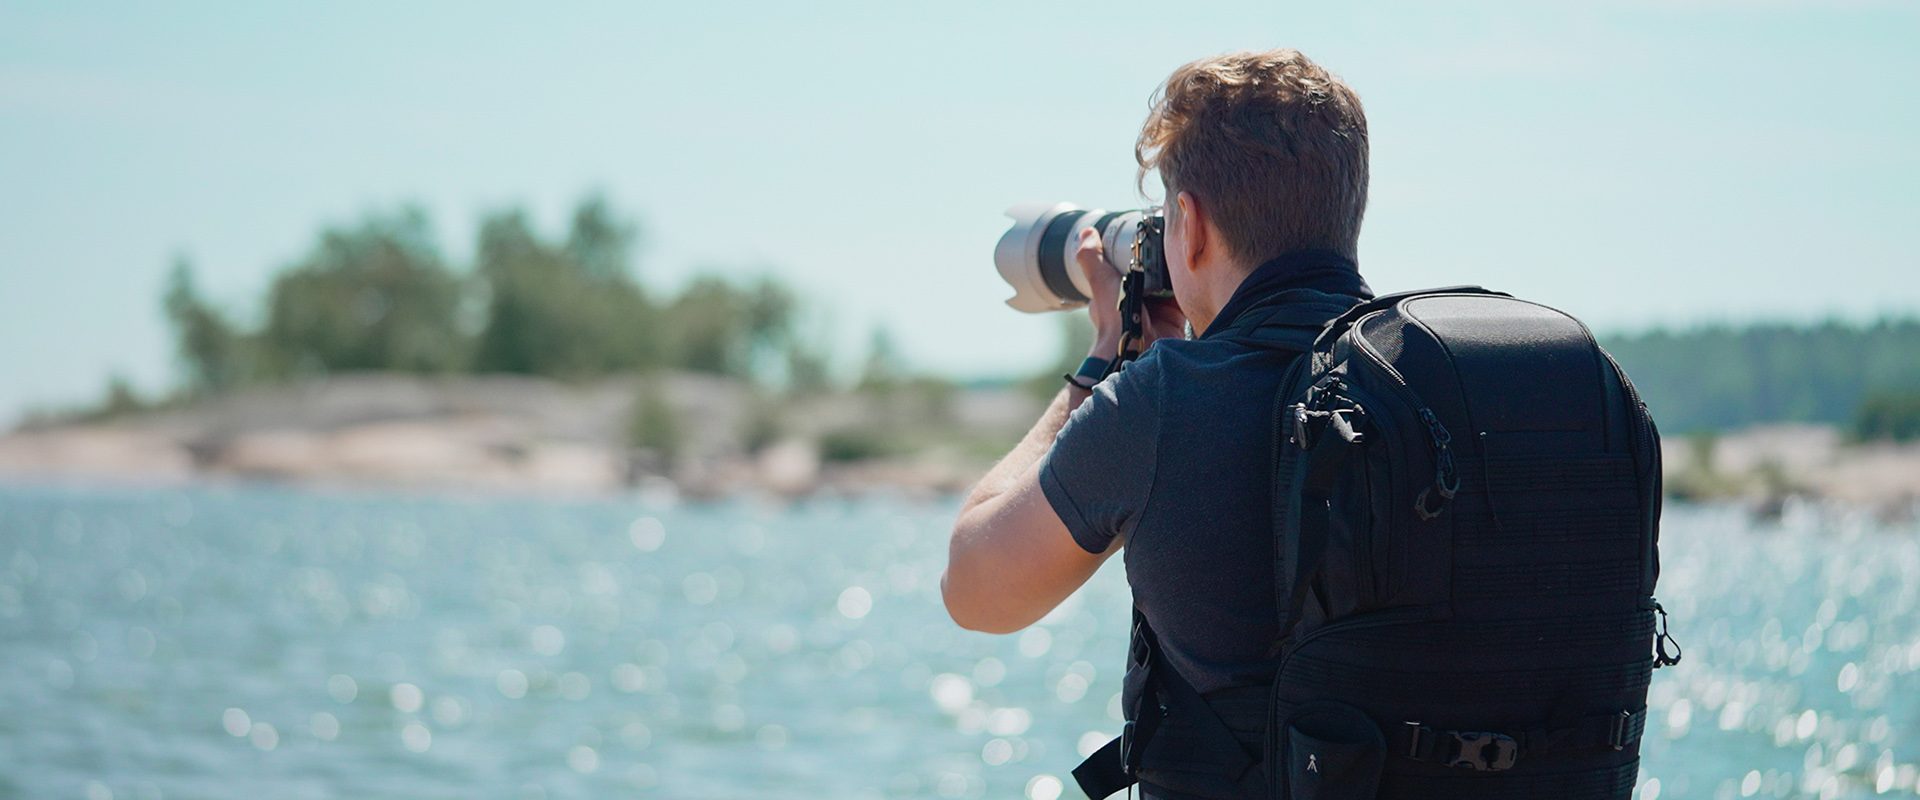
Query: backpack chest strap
[[1396, 708, 1648, 772]]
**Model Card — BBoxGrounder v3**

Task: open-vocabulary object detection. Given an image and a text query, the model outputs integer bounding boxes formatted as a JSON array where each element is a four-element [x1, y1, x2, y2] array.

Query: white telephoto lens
[[1098, 211, 1146, 276], [996, 202, 1089, 312], [995, 203, 1147, 314]]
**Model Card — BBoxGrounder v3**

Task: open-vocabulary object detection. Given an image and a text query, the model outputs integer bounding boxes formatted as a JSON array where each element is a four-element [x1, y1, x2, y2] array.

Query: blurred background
[[1, 1, 1917, 798]]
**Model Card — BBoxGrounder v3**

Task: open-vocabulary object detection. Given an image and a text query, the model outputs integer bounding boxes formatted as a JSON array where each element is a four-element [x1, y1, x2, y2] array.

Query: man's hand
[[1075, 228, 1187, 360], [1075, 227, 1126, 354], [1140, 297, 1189, 346]]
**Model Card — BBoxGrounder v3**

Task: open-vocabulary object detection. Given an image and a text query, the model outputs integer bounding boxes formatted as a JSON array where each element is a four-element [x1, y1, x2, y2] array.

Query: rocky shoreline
[[0, 373, 1042, 501], [3, 374, 1917, 516], [1661, 424, 1920, 520]]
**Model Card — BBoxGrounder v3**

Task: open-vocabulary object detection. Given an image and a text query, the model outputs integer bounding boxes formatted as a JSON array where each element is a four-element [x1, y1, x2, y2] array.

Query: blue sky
[[2, 1, 1916, 422]]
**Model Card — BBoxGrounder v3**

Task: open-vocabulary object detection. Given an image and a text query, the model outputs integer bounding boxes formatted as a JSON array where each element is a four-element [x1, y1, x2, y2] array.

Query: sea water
[[0, 482, 1915, 799]]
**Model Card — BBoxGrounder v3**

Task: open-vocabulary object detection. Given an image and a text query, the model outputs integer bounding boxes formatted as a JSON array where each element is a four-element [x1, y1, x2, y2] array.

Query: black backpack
[[1268, 287, 1680, 800]]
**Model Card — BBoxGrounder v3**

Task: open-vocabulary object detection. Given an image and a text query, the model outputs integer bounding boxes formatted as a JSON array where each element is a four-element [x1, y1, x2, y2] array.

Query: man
[[943, 49, 1372, 798]]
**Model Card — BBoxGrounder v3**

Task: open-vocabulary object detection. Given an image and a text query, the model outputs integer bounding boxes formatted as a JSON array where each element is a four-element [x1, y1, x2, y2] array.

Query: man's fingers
[[1074, 228, 1105, 272], [1144, 297, 1187, 326], [1076, 228, 1120, 293], [1140, 298, 1190, 345]]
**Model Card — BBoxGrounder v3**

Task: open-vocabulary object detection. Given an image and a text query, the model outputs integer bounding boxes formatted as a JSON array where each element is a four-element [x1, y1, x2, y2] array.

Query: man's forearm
[[959, 384, 1092, 513]]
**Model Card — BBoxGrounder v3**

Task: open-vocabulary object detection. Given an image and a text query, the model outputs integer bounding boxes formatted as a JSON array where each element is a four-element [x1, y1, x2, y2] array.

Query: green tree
[[256, 208, 464, 378], [1854, 391, 1920, 442], [1601, 318, 1920, 433], [858, 327, 904, 393], [98, 374, 146, 418], [662, 275, 798, 380], [162, 257, 245, 393], [565, 193, 638, 282], [782, 338, 835, 395], [471, 202, 657, 377]]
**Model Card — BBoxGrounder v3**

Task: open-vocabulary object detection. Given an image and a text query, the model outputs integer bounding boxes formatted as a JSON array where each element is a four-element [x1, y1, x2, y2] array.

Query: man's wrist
[[1064, 355, 1111, 391], [1089, 332, 1123, 361]]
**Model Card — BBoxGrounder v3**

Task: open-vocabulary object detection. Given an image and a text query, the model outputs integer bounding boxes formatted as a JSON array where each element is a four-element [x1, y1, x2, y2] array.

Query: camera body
[[994, 203, 1172, 313]]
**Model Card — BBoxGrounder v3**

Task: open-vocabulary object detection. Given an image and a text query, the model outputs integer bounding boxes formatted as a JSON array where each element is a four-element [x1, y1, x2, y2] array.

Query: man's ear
[[1174, 190, 1209, 272]]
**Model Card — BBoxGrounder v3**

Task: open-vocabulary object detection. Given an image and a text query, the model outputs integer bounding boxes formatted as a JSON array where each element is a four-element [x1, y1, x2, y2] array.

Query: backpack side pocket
[[1281, 701, 1385, 800]]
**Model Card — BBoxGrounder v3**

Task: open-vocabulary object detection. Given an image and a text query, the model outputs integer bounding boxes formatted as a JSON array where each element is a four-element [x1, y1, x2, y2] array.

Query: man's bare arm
[[941, 226, 1187, 634], [942, 384, 1117, 634]]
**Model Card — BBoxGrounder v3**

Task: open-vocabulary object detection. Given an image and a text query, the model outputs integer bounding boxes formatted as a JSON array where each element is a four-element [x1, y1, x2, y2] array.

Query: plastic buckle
[[1290, 404, 1313, 448], [1327, 407, 1365, 446], [1119, 720, 1138, 776], [1609, 711, 1632, 751], [1446, 731, 1518, 772], [1403, 721, 1429, 759]]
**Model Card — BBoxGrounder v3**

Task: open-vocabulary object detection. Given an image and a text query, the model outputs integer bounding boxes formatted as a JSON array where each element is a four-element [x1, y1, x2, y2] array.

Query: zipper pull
[[1414, 408, 1460, 520], [1651, 600, 1683, 668]]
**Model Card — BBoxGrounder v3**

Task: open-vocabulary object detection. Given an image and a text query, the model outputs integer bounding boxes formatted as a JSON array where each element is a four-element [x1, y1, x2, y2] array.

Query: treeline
[[161, 195, 837, 396], [1601, 320, 1920, 439], [72, 202, 1920, 450]]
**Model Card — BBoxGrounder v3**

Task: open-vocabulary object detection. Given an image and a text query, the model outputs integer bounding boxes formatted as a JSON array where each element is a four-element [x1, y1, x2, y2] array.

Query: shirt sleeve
[[1040, 353, 1164, 554]]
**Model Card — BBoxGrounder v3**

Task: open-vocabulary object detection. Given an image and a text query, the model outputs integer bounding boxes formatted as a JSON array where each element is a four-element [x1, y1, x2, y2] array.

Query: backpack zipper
[[1416, 408, 1460, 520], [1650, 599, 1683, 667], [1347, 324, 1460, 519]]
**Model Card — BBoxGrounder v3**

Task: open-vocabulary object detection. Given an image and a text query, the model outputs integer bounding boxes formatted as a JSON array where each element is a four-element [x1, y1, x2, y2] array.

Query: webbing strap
[[1072, 736, 1131, 800], [1396, 708, 1649, 772], [1379, 759, 1642, 800], [1074, 608, 1159, 799], [1278, 407, 1362, 646], [1072, 611, 1257, 799]]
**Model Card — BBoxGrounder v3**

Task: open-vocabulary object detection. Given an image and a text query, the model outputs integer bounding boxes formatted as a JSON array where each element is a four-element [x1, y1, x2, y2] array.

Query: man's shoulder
[[1093, 340, 1297, 421], [1149, 334, 1305, 378], [1097, 341, 1225, 398]]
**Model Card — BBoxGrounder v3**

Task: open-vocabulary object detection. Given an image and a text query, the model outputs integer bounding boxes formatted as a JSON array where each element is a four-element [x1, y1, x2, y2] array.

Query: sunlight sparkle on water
[[567, 745, 600, 773], [930, 673, 974, 713], [6, 487, 1920, 798], [310, 712, 339, 741], [249, 722, 279, 751], [327, 674, 357, 703], [628, 517, 667, 552], [389, 683, 423, 713], [221, 708, 250, 738], [530, 625, 566, 656], [1025, 774, 1064, 800], [837, 586, 873, 619], [400, 722, 431, 753], [497, 669, 529, 700]]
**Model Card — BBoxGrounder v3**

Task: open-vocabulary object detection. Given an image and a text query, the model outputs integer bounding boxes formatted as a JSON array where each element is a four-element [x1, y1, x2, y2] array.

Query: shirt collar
[[1203, 250, 1372, 339]]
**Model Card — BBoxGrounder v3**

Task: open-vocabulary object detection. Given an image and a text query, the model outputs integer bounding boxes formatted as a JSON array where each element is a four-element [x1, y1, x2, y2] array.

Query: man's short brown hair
[[1136, 49, 1369, 263]]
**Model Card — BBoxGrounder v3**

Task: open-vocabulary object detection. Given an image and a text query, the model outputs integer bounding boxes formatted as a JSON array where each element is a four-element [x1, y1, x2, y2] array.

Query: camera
[[993, 203, 1171, 313]]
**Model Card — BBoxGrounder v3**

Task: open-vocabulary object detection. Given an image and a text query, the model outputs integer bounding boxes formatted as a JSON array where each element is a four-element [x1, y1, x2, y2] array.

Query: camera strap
[[1109, 223, 1154, 373], [1112, 269, 1145, 367]]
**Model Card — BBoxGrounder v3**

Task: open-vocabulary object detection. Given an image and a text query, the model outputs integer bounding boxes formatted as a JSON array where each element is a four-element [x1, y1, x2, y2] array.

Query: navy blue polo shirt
[[1039, 253, 1370, 699]]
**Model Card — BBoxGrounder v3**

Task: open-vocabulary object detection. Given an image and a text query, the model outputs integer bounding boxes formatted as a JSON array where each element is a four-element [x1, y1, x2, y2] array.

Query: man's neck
[[1197, 250, 1369, 338], [1190, 260, 1253, 336]]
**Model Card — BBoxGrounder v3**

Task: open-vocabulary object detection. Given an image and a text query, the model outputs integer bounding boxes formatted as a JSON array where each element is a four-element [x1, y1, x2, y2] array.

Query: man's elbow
[[940, 542, 1028, 635], [942, 578, 1027, 634]]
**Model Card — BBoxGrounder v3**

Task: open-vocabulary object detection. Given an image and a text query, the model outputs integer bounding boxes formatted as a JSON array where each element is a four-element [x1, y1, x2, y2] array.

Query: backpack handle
[[1311, 286, 1509, 352]]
